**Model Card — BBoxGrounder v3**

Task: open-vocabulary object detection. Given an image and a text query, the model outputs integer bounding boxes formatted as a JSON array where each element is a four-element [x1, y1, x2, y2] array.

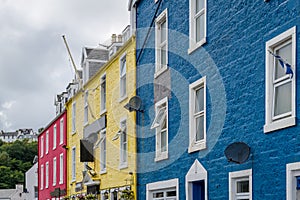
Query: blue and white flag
[[268, 50, 294, 78]]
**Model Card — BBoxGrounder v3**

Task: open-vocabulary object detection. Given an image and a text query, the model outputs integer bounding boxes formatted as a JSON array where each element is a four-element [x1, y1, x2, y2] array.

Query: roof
[[0, 188, 17, 198], [0, 131, 18, 136]]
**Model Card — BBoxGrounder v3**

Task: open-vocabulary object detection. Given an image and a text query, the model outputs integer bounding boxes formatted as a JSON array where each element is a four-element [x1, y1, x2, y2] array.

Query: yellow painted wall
[[66, 36, 137, 199]]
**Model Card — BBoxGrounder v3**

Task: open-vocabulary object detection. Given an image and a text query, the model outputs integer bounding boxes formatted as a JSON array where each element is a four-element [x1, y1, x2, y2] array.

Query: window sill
[[100, 169, 107, 175], [264, 116, 296, 133], [188, 142, 206, 153], [155, 152, 168, 162], [119, 163, 128, 170], [188, 38, 206, 55], [100, 109, 107, 116], [154, 65, 168, 79], [72, 131, 76, 135], [119, 95, 128, 103], [59, 181, 63, 185]]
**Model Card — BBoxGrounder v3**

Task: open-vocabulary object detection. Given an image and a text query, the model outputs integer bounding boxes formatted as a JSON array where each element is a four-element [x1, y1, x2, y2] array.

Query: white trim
[[40, 136, 44, 158], [264, 26, 296, 133], [53, 157, 57, 186], [153, 97, 168, 162], [53, 124, 57, 150], [188, 0, 207, 54], [100, 73, 107, 115], [189, 77, 206, 153], [59, 153, 63, 184], [119, 117, 128, 169], [72, 102, 76, 134], [155, 8, 168, 78], [100, 129, 107, 174], [229, 169, 252, 200], [185, 159, 207, 200], [71, 146, 76, 181], [119, 53, 127, 101], [45, 162, 49, 189], [286, 162, 300, 200], [59, 118, 64, 145], [146, 178, 179, 200], [46, 131, 49, 154], [40, 164, 44, 190]]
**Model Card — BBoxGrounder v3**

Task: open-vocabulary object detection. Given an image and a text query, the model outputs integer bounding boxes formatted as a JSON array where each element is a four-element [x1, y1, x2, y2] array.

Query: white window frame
[[71, 146, 76, 181], [151, 97, 168, 162], [185, 159, 207, 200], [40, 136, 44, 158], [59, 153, 63, 184], [72, 102, 76, 134], [229, 169, 252, 200], [120, 53, 127, 100], [120, 118, 128, 169], [100, 129, 106, 174], [189, 77, 206, 153], [46, 131, 49, 154], [100, 73, 107, 115], [53, 124, 57, 150], [60, 119, 64, 145], [286, 162, 300, 200], [45, 162, 49, 189], [146, 178, 179, 200], [264, 26, 296, 133], [155, 8, 168, 78], [84, 91, 89, 125], [188, 0, 207, 54], [40, 164, 44, 190], [53, 157, 57, 186]]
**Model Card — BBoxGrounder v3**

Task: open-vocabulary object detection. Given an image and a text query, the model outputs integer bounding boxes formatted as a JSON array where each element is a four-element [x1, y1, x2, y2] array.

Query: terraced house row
[[38, 0, 300, 199]]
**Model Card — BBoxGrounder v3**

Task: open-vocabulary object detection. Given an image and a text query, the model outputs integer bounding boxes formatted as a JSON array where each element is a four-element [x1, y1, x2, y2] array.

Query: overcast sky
[[0, 0, 129, 132]]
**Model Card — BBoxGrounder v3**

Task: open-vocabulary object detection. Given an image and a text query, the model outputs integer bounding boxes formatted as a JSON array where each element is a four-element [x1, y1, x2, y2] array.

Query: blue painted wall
[[136, 0, 300, 199]]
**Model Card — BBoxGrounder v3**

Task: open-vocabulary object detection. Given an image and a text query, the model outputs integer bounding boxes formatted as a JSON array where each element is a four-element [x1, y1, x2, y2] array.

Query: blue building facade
[[134, 0, 300, 199]]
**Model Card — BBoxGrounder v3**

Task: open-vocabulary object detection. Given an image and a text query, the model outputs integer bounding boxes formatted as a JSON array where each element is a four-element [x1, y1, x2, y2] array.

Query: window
[[120, 54, 127, 99], [59, 153, 63, 184], [189, 0, 207, 53], [264, 26, 296, 133], [45, 162, 49, 188], [229, 169, 252, 200], [120, 119, 127, 168], [71, 147, 76, 181], [147, 178, 178, 200], [83, 63, 89, 85], [84, 91, 89, 125], [53, 157, 57, 186], [100, 74, 106, 114], [60, 119, 64, 144], [155, 9, 168, 77], [46, 131, 49, 154], [100, 129, 106, 173], [53, 124, 57, 150], [151, 97, 168, 161], [189, 77, 206, 153], [186, 159, 207, 200], [287, 162, 300, 200], [40, 164, 44, 190], [72, 102, 76, 133], [40, 136, 44, 158], [34, 186, 38, 198]]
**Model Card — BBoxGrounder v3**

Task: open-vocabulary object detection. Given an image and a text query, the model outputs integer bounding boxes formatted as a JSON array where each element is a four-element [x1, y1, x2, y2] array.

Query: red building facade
[[38, 111, 67, 200]]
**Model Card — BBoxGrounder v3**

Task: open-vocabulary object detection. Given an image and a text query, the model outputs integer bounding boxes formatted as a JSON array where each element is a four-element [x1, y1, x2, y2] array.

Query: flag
[[268, 50, 294, 78]]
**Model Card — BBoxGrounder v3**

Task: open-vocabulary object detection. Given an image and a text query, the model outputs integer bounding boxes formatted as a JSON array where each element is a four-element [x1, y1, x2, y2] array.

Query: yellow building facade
[[66, 35, 137, 200]]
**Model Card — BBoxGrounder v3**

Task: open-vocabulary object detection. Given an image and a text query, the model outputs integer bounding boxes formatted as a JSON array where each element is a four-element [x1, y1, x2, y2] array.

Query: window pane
[[161, 44, 167, 66], [196, 115, 204, 141], [160, 20, 166, 42], [153, 192, 164, 198], [274, 81, 292, 116], [275, 42, 292, 80], [236, 180, 249, 193], [195, 86, 204, 113], [161, 130, 167, 152], [120, 60, 126, 76], [166, 191, 176, 197], [196, 0, 204, 13], [196, 14, 205, 43]]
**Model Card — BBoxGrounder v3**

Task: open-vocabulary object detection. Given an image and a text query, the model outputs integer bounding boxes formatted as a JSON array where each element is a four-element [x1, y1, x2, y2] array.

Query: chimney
[[111, 34, 117, 43], [117, 34, 123, 43]]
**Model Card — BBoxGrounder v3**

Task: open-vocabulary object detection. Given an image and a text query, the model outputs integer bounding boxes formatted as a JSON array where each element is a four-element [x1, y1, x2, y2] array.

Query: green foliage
[[0, 139, 37, 189]]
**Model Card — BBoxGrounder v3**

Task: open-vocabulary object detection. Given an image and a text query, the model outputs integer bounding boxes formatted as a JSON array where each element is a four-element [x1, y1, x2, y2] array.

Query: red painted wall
[[38, 111, 67, 200]]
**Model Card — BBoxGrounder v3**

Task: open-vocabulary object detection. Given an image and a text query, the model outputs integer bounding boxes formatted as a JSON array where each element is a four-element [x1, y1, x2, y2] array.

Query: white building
[[24, 163, 38, 200]]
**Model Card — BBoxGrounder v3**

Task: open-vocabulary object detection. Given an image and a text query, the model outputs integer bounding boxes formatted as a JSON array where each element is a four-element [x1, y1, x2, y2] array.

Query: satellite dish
[[224, 142, 250, 164], [124, 96, 143, 112], [87, 132, 98, 144]]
